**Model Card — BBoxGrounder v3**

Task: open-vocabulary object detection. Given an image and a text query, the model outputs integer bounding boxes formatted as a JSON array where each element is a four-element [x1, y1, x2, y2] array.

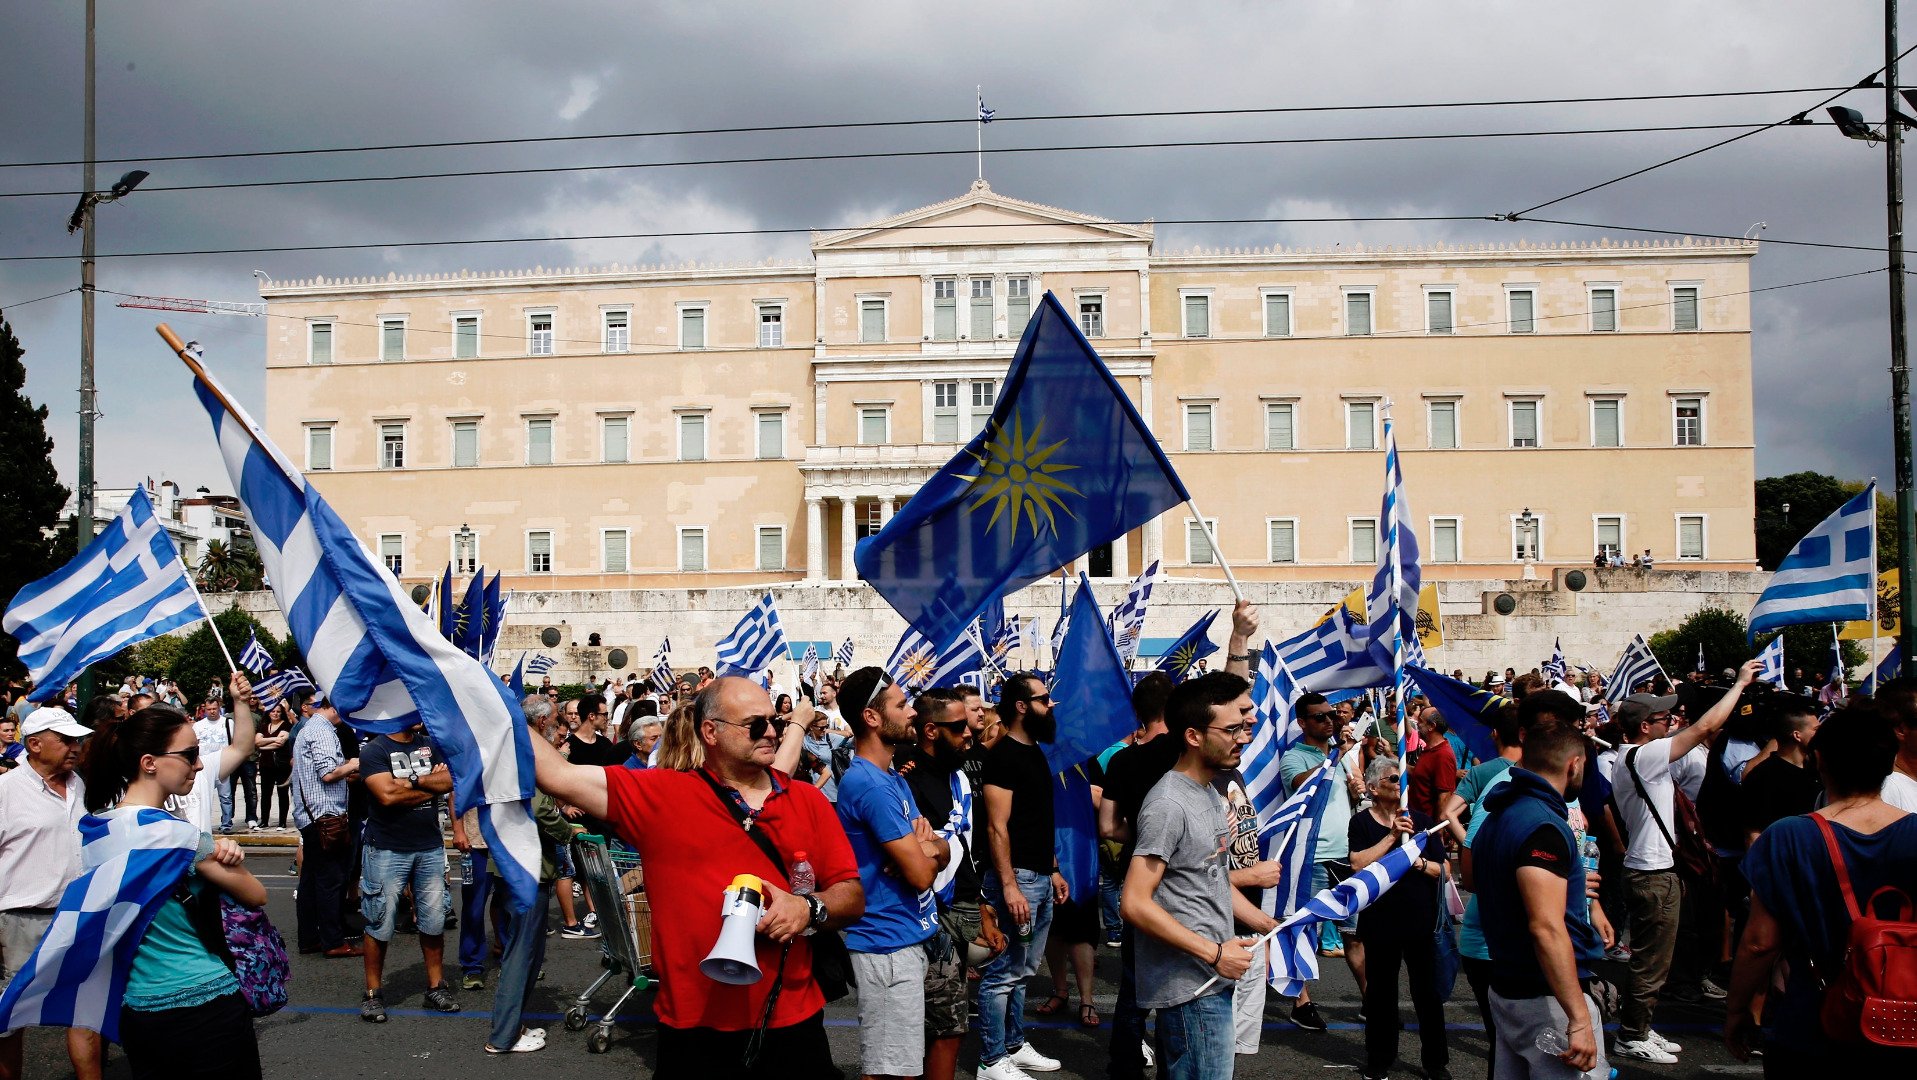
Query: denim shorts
[[360, 845, 452, 942]]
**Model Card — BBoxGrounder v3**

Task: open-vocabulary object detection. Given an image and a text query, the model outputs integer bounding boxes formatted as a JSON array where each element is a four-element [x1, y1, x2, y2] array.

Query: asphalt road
[[16, 848, 1760, 1079]]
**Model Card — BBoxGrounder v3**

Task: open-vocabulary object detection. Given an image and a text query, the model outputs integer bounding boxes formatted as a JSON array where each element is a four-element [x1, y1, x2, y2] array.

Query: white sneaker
[[1009, 1044, 1061, 1073], [1647, 1029, 1683, 1053], [978, 1058, 1034, 1080], [1614, 1038, 1679, 1064], [1141, 1040, 1155, 1068]]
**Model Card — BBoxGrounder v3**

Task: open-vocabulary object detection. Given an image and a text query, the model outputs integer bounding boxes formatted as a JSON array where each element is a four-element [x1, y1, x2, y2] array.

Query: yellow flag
[[1840, 569, 1901, 640], [1316, 583, 1443, 650]]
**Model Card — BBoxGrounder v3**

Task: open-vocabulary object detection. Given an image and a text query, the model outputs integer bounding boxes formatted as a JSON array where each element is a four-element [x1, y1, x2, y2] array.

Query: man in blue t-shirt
[[835, 667, 948, 1080], [357, 725, 460, 1023]]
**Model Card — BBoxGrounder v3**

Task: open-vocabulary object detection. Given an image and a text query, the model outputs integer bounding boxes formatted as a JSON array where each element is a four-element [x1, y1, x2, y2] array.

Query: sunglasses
[[155, 746, 202, 765], [714, 715, 791, 741], [928, 718, 971, 732]]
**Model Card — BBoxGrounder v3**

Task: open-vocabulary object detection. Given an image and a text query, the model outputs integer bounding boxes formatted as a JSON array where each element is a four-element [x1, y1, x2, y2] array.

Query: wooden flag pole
[[1184, 499, 1246, 603], [155, 324, 241, 676], [178, 529, 240, 676]]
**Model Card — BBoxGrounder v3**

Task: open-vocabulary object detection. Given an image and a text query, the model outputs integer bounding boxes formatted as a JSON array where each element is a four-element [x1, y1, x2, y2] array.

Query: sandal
[[1079, 1002, 1101, 1029], [1033, 993, 1069, 1016]]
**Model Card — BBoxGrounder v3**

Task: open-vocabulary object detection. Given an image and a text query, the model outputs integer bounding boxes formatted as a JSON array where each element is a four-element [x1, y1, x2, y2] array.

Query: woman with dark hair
[[255, 703, 295, 830], [1727, 703, 1917, 1072]]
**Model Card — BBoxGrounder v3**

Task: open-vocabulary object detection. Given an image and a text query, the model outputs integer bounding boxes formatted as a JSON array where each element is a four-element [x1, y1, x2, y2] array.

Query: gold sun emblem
[[958, 415, 1082, 539]]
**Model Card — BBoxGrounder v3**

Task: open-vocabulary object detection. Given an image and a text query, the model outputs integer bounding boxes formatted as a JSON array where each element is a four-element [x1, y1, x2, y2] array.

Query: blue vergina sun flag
[[1155, 609, 1221, 682], [1749, 484, 1877, 641], [1868, 644, 1903, 693], [1403, 665, 1509, 765], [1044, 574, 1137, 773], [855, 292, 1190, 652]]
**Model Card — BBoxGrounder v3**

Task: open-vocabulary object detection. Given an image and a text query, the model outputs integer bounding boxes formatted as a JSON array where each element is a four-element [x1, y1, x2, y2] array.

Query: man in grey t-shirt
[[1123, 672, 1280, 1079]]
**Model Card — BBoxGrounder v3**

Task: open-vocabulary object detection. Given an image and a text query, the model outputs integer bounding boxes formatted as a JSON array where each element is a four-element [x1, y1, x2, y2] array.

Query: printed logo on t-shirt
[[388, 744, 434, 781], [1528, 847, 1561, 864]]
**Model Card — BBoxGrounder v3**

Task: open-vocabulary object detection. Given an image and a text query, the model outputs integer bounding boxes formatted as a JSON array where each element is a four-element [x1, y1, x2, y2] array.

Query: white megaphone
[[700, 874, 766, 985]]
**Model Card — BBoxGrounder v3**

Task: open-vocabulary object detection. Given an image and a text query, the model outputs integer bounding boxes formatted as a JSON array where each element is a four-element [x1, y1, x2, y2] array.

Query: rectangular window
[[1264, 293, 1292, 337], [306, 425, 333, 471], [602, 529, 629, 573], [1591, 288, 1618, 333], [1346, 401, 1376, 450], [452, 532, 478, 575], [1431, 518, 1460, 563], [680, 307, 706, 350], [755, 412, 783, 459], [1006, 276, 1031, 334], [970, 278, 994, 339], [1514, 517, 1542, 561], [1078, 295, 1104, 338], [453, 316, 479, 359], [601, 416, 629, 463], [932, 382, 960, 442], [1426, 290, 1455, 334], [1678, 515, 1706, 560], [1186, 519, 1217, 565], [1183, 294, 1211, 338], [380, 318, 405, 361], [1265, 402, 1295, 450], [527, 531, 553, 574], [1428, 400, 1458, 449], [679, 528, 707, 572], [859, 299, 886, 343], [756, 526, 785, 571], [528, 313, 553, 356], [678, 414, 706, 461], [858, 407, 889, 446], [452, 421, 479, 468], [757, 305, 783, 348], [526, 418, 553, 465], [1596, 516, 1623, 560], [932, 278, 957, 341], [1673, 286, 1700, 332], [1350, 519, 1378, 564], [308, 322, 333, 364], [970, 381, 997, 436], [1183, 403, 1214, 451], [856, 501, 883, 540], [1268, 519, 1297, 564], [1508, 289, 1536, 334], [379, 535, 404, 576], [1592, 398, 1622, 447], [379, 423, 405, 469], [1674, 397, 1704, 445], [1510, 400, 1540, 447], [1345, 292, 1373, 336], [604, 310, 630, 353]]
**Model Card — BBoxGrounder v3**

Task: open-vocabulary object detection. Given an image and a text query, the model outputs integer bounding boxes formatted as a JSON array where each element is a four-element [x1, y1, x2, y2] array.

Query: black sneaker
[[360, 991, 387, 1023], [1290, 1002, 1328, 1031], [423, 982, 462, 1013]]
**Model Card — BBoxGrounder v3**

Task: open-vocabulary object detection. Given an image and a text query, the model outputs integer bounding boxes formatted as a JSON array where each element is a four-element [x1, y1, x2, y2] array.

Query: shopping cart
[[563, 833, 655, 1053]]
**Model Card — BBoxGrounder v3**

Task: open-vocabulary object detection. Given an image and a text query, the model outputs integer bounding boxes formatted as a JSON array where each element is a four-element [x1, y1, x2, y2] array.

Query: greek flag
[[1276, 604, 1391, 692], [650, 641, 675, 695], [887, 622, 988, 692], [799, 642, 820, 686], [4, 487, 207, 702], [1696, 642, 1708, 675], [1242, 642, 1305, 820], [182, 346, 540, 912], [253, 667, 314, 711], [524, 654, 556, 676], [988, 614, 1022, 669], [238, 630, 275, 677], [834, 636, 856, 667], [1541, 638, 1567, 683], [1266, 826, 1432, 996], [1365, 413, 1420, 781], [1868, 644, 1902, 693], [1257, 748, 1341, 929], [1749, 485, 1877, 640], [713, 593, 788, 679], [1604, 633, 1665, 702], [1755, 634, 1786, 687], [1107, 559, 1160, 667], [978, 92, 995, 123]]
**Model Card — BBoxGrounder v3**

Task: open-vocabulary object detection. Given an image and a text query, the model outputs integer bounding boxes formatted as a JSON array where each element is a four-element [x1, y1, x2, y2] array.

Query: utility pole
[[1890, 0, 1916, 676], [77, 0, 98, 547]]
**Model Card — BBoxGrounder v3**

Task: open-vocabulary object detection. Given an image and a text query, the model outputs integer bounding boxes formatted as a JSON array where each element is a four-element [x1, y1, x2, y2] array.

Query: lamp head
[[109, 170, 149, 199], [1827, 106, 1879, 142]]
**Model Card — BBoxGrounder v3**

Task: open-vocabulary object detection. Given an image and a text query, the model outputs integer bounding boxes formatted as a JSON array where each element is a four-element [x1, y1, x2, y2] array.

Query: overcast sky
[[0, 1, 1902, 502]]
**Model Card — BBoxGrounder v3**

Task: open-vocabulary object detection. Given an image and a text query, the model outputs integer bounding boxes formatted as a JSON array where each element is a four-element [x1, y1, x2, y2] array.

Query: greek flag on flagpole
[[1267, 827, 1432, 996], [1365, 412, 1419, 788], [1107, 559, 1160, 667], [834, 636, 856, 668], [253, 667, 314, 711], [800, 642, 820, 685], [1755, 635, 1786, 686], [1541, 638, 1567, 683], [1242, 642, 1305, 818], [650, 640, 675, 695], [713, 593, 789, 679], [184, 348, 541, 912], [238, 630, 275, 677], [1604, 634, 1666, 702], [1829, 626, 1847, 685], [4, 487, 207, 702], [1696, 642, 1707, 675], [1748, 485, 1877, 640], [977, 92, 995, 122], [1276, 605, 1391, 692], [524, 654, 555, 676], [1256, 748, 1341, 929]]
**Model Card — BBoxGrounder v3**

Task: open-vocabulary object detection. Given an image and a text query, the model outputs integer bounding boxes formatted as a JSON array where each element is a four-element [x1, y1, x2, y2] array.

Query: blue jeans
[[361, 845, 452, 942], [979, 868, 1055, 1066], [1099, 864, 1124, 941], [459, 850, 509, 976], [487, 884, 552, 1050], [1155, 989, 1236, 1080]]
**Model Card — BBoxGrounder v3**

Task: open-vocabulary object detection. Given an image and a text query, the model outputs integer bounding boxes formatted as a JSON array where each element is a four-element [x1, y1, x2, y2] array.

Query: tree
[[1754, 472, 1850, 572], [167, 605, 289, 701], [0, 314, 73, 676], [197, 539, 264, 593], [1649, 608, 1750, 677], [1780, 623, 1867, 682]]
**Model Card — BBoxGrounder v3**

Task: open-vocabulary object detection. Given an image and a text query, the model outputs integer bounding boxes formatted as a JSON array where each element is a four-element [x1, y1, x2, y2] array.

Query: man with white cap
[[0, 706, 103, 1080]]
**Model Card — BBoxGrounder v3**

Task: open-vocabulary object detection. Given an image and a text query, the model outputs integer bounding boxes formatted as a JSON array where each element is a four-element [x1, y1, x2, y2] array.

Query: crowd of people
[[3, 606, 1917, 1080]]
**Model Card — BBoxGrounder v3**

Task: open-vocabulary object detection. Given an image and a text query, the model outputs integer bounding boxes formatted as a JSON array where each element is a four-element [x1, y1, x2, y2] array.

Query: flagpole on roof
[[976, 86, 984, 182]]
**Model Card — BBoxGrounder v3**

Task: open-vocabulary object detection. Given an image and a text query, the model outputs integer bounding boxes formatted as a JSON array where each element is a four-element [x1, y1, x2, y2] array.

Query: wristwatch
[[805, 893, 828, 929]]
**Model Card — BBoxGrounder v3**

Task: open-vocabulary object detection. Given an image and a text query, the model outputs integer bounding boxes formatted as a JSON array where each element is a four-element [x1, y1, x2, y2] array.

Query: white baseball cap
[[21, 707, 93, 739]]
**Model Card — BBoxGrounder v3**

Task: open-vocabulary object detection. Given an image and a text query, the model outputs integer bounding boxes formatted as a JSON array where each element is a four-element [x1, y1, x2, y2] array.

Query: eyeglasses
[[928, 718, 971, 732], [1020, 692, 1052, 706], [713, 715, 791, 741], [155, 746, 202, 765], [1207, 723, 1253, 739]]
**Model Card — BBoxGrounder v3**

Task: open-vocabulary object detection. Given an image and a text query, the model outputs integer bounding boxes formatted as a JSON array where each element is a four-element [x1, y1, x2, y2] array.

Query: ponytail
[[80, 705, 191, 812]]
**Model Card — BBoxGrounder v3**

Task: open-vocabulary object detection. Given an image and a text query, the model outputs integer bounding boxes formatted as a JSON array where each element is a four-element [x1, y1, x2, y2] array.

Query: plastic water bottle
[[1534, 1028, 1616, 1079], [790, 851, 816, 936], [459, 853, 474, 886], [1580, 834, 1601, 918]]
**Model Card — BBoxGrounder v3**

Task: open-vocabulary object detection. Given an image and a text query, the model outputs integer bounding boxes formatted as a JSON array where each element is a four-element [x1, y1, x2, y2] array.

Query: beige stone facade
[[259, 181, 1759, 598]]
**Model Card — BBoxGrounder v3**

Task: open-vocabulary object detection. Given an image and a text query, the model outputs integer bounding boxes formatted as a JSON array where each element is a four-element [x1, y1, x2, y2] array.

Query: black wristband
[[1212, 941, 1224, 966]]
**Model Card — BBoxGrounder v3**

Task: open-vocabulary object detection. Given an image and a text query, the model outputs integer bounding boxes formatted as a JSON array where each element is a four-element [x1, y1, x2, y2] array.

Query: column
[[1144, 514, 1164, 567], [805, 497, 825, 581], [879, 496, 896, 527], [838, 497, 857, 582], [1110, 533, 1130, 579]]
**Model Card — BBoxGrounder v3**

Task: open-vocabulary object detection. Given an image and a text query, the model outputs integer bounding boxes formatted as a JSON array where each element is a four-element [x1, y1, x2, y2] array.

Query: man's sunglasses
[[713, 715, 791, 741], [928, 718, 971, 732], [155, 746, 202, 765]]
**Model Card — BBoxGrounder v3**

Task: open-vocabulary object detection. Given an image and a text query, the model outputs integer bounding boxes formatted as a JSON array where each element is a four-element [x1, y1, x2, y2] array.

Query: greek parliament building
[[256, 182, 1760, 649]]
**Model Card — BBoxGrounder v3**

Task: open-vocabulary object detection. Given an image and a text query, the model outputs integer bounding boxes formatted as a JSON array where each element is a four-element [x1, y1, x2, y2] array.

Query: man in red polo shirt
[[529, 676, 865, 1079], [1406, 706, 1458, 821]]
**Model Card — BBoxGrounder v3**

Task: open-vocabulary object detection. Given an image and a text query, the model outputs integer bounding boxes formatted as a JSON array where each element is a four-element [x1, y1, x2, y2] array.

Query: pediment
[[812, 181, 1153, 252]]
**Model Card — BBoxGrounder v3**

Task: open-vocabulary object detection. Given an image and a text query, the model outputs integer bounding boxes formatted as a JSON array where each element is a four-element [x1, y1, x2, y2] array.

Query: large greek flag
[[713, 593, 789, 678], [180, 342, 540, 911], [1276, 604, 1391, 692], [1604, 633, 1666, 702], [1749, 485, 1877, 640], [4, 487, 207, 701], [1256, 746, 1341, 934], [1267, 826, 1431, 996]]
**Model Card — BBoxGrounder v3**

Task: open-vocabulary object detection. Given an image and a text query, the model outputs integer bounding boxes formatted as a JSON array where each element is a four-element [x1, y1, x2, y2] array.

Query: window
[[1677, 515, 1706, 560], [601, 416, 629, 463], [1674, 397, 1704, 446], [859, 298, 886, 343], [1183, 403, 1214, 451], [1186, 519, 1217, 565], [1264, 292, 1292, 337], [308, 322, 333, 364], [1345, 291, 1373, 336], [757, 305, 783, 348], [932, 382, 959, 442], [678, 414, 706, 461], [858, 407, 889, 446], [1350, 519, 1378, 564], [856, 500, 883, 540], [602, 529, 629, 573], [1268, 519, 1297, 564], [527, 531, 553, 574], [453, 315, 479, 359], [1592, 398, 1622, 447], [1346, 401, 1377, 450], [1078, 295, 1104, 338], [755, 412, 784, 459], [1007, 276, 1031, 334], [528, 313, 553, 356], [932, 278, 957, 341], [1183, 294, 1211, 338], [970, 381, 997, 435], [452, 421, 479, 468], [604, 310, 630, 353], [679, 307, 706, 350], [1595, 516, 1624, 561], [379, 535, 403, 576], [1431, 518, 1460, 563], [1265, 402, 1295, 450], [1426, 289, 1455, 334], [1507, 289, 1536, 334], [756, 526, 785, 571], [379, 423, 406, 469], [453, 531, 478, 575], [1510, 400, 1540, 448], [679, 527, 707, 572], [1428, 400, 1458, 449], [380, 318, 405, 361], [526, 418, 554, 465], [1672, 286, 1700, 332], [305, 425, 333, 470], [970, 278, 993, 339], [1590, 287, 1618, 333], [1513, 516, 1542, 561]]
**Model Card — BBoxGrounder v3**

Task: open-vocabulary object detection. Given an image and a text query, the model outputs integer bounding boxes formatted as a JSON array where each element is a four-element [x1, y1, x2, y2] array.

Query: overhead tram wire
[[0, 84, 1875, 171], [0, 286, 79, 311]]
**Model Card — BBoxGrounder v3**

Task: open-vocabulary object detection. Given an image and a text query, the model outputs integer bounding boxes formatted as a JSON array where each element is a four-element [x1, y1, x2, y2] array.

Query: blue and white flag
[[1242, 643, 1305, 821], [1257, 747, 1342, 926], [987, 614, 1022, 669], [1755, 635, 1786, 687], [1266, 825, 1434, 996], [253, 667, 314, 712], [888, 621, 990, 692], [1541, 638, 1567, 683], [1604, 633, 1665, 702], [238, 629, 275, 677], [1868, 644, 1902, 693], [1277, 605, 1391, 693], [650, 640, 675, 695], [833, 636, 856, 668], [1749, 485, 1877, 641], [977, 92, 995, 123], [1696, 641, 1708, 675], [799, 642, 821, 686], [524, 654, 556, 676], [182, 346, 540, 911], [1365, 412, 1420, 787], [4, 488, 207, 702], [1107, 559, 1160, 667], [1829, 626, 1848, 686], [713, 593, 789, 679], [508, 654, 525, 699], [0, 808, 199, 1041], [1155, 610, 1221, 682]]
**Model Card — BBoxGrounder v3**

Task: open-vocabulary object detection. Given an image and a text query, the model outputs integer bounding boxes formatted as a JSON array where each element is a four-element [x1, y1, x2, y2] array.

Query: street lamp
[[1517, 507, 1539, 563], [1782, 501, 1791, 527], [455, 522, 475, 573]]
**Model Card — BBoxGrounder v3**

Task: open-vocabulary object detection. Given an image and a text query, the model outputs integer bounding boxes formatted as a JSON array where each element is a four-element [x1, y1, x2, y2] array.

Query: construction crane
[[113, 293, 266, 317]]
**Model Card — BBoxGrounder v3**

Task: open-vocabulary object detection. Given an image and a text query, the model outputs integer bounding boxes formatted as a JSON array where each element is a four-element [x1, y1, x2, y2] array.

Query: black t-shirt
[[336, 723, 368, 823], [1102, 733, 1180, 863], [1742, 756, 1824, 835], [359, 734, 443, 854], [980, 736, 1055, 874], [1346, 806, 1443, 943], [960, 744, 989, 805], [1515, 821, 1573, 876], [567, 732, 626, 768], [903, 749, 980, 904]]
